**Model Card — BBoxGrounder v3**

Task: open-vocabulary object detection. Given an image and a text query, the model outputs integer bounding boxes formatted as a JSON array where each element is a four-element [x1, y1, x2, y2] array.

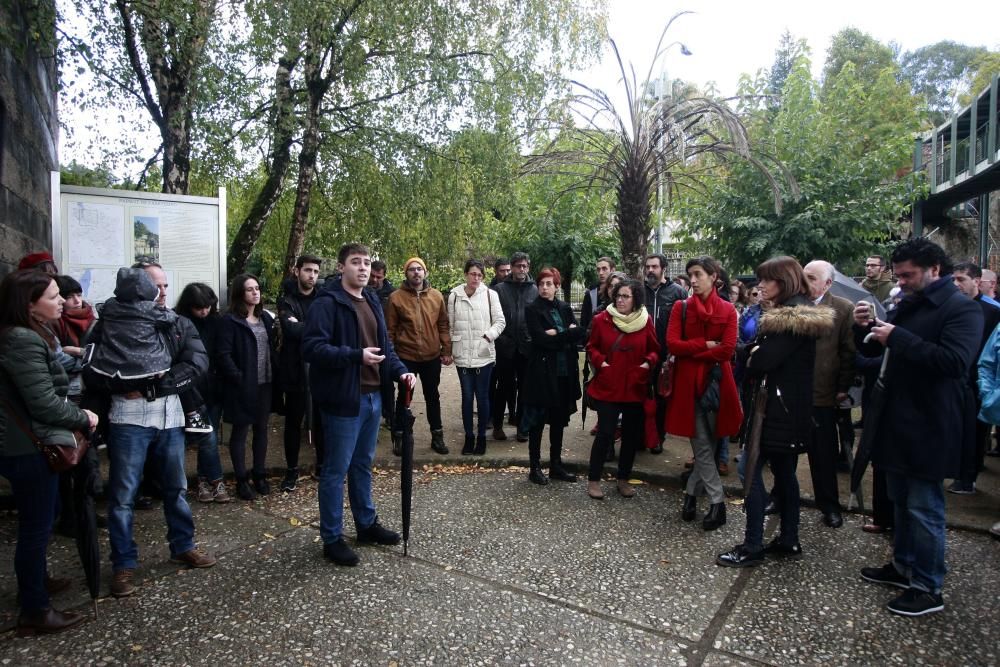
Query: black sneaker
[[280, 468, 298, 493], [762, 536, 803, 559], [716, 544, 764, 568], [184, 411, 213, 434], [356, 519, 401, 545], [887, 589, 944, 617], [860, 562, 909, 589], [323, 538, 359, 566]]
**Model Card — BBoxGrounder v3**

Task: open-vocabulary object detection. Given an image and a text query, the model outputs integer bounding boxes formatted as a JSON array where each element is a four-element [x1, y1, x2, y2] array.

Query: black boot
[[682, 494, 697, 522], [430, 429, 449, 454], [252, 472, 271, 496], [473, 435, 487, 455], [461, 435, 475, 455], [548, 443, 577, 482], [236, 476, 257, 501], [702, 502, 727, 531], [528, 431, 547, 485]]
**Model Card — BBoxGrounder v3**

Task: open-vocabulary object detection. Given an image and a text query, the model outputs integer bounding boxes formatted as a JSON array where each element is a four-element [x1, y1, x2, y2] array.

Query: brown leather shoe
[[170, 548, 217, 568], [617, 480, 636, 498], [111, 569, 136, 598], [16, 607, 85, 636]]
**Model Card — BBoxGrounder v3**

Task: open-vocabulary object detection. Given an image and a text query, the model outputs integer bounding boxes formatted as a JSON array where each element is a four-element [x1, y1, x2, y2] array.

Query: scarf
[[55, 303, 97, 346], [607, 304, 649, 333]]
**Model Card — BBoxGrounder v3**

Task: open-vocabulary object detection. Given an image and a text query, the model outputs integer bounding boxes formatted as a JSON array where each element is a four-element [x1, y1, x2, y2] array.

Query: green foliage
[[679, 57, 925, 274], [962, 52, 1000, 108], [821, 27, 898, 89], [899, 41, 989, 126]]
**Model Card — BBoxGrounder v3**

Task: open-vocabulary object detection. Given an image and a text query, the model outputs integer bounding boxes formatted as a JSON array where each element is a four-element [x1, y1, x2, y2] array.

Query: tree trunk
[[282, 98, 321, 277], [161, 105, 192, 194], [226, 51, 300, 277]]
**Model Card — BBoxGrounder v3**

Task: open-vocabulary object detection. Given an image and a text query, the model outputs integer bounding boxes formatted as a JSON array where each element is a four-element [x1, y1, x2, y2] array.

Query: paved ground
[[1, 370, 999, 664]]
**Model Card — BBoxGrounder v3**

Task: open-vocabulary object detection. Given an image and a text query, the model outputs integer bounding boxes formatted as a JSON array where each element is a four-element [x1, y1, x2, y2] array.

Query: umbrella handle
[[401, 382, 412, 408]]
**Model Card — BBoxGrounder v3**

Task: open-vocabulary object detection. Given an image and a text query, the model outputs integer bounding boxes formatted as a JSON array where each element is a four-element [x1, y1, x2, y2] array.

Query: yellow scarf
[[607, 305, 648, 333]]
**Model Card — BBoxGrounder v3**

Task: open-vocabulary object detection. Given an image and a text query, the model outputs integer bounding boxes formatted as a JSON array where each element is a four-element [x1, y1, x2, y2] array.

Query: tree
[[962, 51, 1000, 107], [768, 30, 809, 105], [899, 41, 989, 126], [821, 27, 897, 89], [61, 0, 225, 194], [225, 0, 605, 277], [526, 13, 794, 276], [679, 55, 924, 273]]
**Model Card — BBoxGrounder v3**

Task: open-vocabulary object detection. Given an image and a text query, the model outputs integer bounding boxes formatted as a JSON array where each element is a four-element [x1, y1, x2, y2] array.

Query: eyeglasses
[[614, 293, 633, 301], [865, 263, 882, 268]]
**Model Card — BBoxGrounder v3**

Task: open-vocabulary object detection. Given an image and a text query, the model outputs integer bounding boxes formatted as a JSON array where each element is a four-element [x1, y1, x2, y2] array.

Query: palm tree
[[526, 12, 796, 276]]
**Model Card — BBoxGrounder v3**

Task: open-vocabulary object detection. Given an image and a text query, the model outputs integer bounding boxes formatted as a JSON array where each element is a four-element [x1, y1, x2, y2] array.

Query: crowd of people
[[0, 236, 998, 634]]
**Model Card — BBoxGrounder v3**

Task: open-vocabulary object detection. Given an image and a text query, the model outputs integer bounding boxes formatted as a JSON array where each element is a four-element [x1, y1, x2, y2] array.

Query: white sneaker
[[990, 521, 1000, 539]]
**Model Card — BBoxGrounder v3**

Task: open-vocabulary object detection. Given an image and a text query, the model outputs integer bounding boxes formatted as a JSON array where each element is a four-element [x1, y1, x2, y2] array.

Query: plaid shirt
[[109, 394, 184, 430]]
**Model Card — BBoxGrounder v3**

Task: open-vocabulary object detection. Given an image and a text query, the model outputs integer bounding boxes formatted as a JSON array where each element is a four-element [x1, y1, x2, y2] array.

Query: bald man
[[980, 269, 997, 301], [803, 260, 856, 528]]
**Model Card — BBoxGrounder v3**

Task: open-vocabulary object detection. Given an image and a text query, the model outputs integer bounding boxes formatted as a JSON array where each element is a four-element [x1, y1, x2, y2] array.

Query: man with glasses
[[860, 255, 894, 303], [493, 252, 537, 442]]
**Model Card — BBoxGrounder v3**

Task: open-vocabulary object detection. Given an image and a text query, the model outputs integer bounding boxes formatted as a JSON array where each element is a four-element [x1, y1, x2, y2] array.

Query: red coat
[[663, 291, 743, 438], [586, 311, 660, 404]]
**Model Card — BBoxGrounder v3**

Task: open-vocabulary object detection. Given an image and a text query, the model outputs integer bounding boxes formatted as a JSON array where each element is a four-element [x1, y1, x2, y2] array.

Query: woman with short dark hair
[[176, 283, 230, 503], [0, 270, 97, 635], [217, 274, 276, 500], [520, 267, 584, 484], [717, 256, 834, 567], [585, 279, 659, 499]]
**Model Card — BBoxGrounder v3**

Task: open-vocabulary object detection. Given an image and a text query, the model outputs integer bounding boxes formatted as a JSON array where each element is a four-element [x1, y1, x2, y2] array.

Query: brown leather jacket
[[385, 280, 452, 362], [812, 291, 856, 407]]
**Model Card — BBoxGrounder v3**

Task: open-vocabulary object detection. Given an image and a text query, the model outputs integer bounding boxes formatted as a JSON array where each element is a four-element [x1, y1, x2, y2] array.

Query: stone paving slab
[[2, 468, 997, 665]]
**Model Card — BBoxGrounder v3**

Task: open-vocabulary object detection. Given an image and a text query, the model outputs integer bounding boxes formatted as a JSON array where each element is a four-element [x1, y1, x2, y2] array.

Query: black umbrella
[[395, 383, 416, 556], [831, 269, 887, 319], [741, 376, 768, 499], [71, 440, 101, 618], [850, 349, 891, 513], [580, 358, 593, 428]]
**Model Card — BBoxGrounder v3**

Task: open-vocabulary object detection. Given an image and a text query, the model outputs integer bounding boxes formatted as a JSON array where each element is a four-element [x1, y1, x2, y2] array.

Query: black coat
[[275, 277, 318, 392], [855, 276, 982, 481], [746, 296, 834, 453], [189, 313, 223, 405], [494, 278, 538, 359], [217, 311, 276, 425], [520, 297, 583, 410]]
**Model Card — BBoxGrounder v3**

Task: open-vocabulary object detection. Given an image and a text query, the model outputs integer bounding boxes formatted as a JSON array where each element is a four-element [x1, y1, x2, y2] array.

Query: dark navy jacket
[[302, 277, 407, 417], [855, 276, 982, 481]]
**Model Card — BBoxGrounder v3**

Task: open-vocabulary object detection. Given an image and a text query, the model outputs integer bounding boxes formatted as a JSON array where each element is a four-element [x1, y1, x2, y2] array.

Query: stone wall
[[0, 1, 58, 278]]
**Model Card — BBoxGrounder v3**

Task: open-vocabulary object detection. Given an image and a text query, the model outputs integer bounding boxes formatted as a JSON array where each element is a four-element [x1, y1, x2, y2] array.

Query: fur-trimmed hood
[[758, 302, 835, 338]]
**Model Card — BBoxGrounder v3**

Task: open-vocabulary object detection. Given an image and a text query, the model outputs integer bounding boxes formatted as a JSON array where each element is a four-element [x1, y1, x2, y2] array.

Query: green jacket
[[861, 274, 894, 303], [0, 327, 89, 457]]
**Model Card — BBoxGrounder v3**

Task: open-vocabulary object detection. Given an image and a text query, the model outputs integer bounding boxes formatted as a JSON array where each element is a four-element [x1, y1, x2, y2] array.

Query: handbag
[[0, 395, 90, 473], [656, 300, 687, 398]]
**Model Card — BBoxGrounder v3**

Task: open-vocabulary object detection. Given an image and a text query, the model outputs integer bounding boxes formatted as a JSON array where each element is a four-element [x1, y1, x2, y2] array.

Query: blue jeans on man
[[193, 401, 223, 481], [318, 391, 382, 543], [107, 424, 195, 571], [886, 472, 946, 593]]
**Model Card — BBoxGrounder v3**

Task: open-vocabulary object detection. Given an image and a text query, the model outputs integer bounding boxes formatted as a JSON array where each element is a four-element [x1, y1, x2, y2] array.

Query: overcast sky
[[582, 0, 1000, 99]]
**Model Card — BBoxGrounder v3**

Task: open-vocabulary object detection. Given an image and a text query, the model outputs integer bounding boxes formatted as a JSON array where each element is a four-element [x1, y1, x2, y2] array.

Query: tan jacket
[[812, 291, 856, 407], [386, 280, 452, 362]]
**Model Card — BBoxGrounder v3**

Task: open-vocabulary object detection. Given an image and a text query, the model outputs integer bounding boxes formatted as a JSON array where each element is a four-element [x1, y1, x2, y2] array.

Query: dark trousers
[[398, 358, 443, 431], [872, 466, 894, 528], [282, 390, 324, 470], [489, 359, 514, 423], [229, 383, 272, 478], [958, 418, 991, 484], [807, 406, 841, 513], [493, 352, 527, 429], [588, 400, 642, 481], [0, 452, 58, 612], [746, 451, 800, 551], [529, 424, 565, 467]]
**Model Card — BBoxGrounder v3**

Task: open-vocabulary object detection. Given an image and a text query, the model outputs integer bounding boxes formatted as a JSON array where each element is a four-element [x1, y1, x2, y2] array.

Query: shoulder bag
[[0, 394, 90, 473]]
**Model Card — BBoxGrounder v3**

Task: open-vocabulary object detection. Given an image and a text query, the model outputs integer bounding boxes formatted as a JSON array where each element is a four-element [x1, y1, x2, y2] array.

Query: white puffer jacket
[[448, 283, 506, 368]]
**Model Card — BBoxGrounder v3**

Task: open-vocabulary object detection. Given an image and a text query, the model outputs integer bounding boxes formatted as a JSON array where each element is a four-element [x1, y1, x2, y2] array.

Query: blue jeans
[[744, 451, 800, 551], [318, 392, 382, 543], [192, 401, 223, 481], [457, 364, 493, 437], [886, 472, 947, 593], [107, 425, 195, 570], [716, 437, 729, 466], [0, 453, 58, 611]]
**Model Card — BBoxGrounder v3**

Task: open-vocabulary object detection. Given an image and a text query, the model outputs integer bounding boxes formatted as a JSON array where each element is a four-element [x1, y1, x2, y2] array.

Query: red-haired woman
[[665, 257, 742, 531], [520, 267, 584, 485], [0, 270, 98, 635]]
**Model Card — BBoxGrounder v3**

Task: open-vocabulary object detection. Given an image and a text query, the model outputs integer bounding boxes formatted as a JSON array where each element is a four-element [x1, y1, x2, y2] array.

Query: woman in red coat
[[664, 256, 742, 530], [585, 279, 659, 499]]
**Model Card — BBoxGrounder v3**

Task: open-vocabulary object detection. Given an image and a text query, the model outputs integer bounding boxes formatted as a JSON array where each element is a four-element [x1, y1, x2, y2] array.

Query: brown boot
[[16, 607, 85, 636], [111, 568, 136, 598], [170, 548, 217, 568]]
